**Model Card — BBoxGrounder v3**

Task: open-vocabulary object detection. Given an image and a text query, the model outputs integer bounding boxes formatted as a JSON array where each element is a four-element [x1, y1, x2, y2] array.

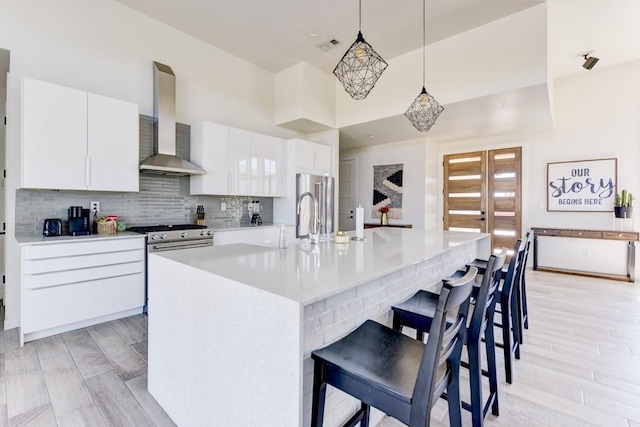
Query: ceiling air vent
[[318, 39, 340, 52]]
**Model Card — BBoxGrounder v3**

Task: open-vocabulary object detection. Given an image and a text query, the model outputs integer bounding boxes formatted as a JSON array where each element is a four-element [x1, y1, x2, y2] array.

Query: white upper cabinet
[[190, 122, 231, 195], [22, 78, 87, 190], [229, 127, 251, 195], [270, 137, 287, 197], [294, 139, 331, 175], [87, 93, 139, 192], [190, 121, 287, 197], [22, 78, 139, 192], [250, 132, 271, 196]]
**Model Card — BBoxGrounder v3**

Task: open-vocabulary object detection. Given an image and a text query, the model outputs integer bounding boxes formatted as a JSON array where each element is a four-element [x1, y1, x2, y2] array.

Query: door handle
[[479, 217, 486, 221], [349, 216, 353, 219]]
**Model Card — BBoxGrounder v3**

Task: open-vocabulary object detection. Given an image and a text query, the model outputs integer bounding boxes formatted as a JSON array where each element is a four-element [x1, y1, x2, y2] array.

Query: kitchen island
[[147, 228, 489, 427]]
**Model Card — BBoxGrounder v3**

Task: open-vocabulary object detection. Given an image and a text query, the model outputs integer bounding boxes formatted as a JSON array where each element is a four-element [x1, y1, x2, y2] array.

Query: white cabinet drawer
[[24, 237, 144, 260], [24, 248, 144, 275], [23, 273, 144, 333], [24, 260, 144, 290]]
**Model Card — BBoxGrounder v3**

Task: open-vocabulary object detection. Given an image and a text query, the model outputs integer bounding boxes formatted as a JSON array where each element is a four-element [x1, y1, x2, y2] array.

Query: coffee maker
[[68, 206, 91, 236]]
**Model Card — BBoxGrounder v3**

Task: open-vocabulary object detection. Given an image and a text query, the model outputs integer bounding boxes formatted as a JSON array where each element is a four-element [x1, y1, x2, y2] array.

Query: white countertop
[[16, 231, 144, 245], [150, 228, 489, 305]]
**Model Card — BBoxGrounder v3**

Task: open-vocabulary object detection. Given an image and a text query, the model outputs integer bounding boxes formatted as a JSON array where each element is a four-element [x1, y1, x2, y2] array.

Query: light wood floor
[[0, 310, 175, 427], [379, 270, 640, 427], [0, 269, 639, 426]]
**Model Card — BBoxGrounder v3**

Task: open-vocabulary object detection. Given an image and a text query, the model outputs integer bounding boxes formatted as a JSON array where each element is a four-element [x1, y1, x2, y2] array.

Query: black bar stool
[[391, 254, 506, 427], [466, 232, 532, 344], [493, 239, 525, 383], [310, 268, 478, 427]]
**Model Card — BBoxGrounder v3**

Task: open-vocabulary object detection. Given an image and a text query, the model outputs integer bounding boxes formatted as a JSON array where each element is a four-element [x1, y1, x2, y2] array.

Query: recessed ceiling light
[[307, 28, 321, 38], [368, 135, 376, 138]]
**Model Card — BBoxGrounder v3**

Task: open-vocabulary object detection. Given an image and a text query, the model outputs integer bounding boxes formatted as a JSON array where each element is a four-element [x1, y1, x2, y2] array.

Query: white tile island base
[[147, 229, 489, 426]]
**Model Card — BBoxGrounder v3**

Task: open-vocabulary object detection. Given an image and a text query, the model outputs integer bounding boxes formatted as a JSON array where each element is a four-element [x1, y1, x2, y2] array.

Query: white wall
[[0, 0, 307, 329], [342, 138, 430, 229], [436, 59, 640, 276]]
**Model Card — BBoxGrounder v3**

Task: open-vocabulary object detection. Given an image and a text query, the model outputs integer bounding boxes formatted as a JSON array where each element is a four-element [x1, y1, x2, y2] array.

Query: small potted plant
[[379, 206, 389, 225], [614, 189, 634, 219]]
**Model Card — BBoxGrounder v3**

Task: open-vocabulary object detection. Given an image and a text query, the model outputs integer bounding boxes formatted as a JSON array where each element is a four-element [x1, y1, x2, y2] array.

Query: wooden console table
[[532, 227, 639, 282]]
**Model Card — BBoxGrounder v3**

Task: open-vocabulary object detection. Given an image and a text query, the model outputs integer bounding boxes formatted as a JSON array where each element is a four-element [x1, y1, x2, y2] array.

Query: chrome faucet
[[297, 191, 320, 244]]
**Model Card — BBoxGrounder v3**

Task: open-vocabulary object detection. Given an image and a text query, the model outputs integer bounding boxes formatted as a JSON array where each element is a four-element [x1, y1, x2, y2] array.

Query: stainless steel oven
[[128, 224, 214, 312]]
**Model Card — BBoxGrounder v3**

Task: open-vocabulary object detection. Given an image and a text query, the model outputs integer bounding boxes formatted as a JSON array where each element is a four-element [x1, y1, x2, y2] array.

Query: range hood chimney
[[139, 62, 205, 176]]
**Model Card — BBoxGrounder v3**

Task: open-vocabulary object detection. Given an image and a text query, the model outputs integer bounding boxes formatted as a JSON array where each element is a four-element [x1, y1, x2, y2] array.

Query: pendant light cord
[[422, 0, 426, 87], [359, 0, 362, 31]]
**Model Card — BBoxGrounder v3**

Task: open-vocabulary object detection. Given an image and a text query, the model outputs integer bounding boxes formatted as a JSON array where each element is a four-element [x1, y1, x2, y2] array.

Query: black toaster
[[43, 218, 63, 236]]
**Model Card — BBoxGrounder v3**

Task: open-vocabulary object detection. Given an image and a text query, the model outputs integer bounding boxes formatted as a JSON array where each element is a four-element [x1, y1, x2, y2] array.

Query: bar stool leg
[[485, 322, 499, 416], [311, 361, 327, 427], [501, 307, 514, 384], [447, 358, 464, 427], [468, 340, 483, 427]]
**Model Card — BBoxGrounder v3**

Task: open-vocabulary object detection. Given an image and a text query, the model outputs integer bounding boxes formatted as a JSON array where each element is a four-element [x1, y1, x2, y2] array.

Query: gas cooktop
[[128, 224, 208, 234]]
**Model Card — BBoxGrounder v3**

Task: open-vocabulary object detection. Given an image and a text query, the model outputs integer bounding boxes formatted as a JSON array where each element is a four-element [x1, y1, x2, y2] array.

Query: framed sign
[[547, 158, 617, 212]]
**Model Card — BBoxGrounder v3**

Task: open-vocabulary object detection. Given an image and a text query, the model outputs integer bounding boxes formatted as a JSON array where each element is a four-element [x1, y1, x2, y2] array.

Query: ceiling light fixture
[[582, 54, 599, 70], [333, 0, 388, 100], [404, 0, 443, 132]]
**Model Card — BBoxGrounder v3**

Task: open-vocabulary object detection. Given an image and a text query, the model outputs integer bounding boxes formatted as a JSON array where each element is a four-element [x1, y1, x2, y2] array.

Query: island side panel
[[300, 236, 484, 427], [147, 255, 303, 427]]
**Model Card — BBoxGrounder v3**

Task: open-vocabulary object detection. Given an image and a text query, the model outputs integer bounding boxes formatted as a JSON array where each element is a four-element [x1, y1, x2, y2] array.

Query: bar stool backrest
[[410, 267, 477, 426], [468, 253, 506, 343]]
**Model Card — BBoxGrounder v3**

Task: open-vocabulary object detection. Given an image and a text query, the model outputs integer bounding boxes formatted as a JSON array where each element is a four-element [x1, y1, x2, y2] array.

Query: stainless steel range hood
[[140, 62, 205, 176]]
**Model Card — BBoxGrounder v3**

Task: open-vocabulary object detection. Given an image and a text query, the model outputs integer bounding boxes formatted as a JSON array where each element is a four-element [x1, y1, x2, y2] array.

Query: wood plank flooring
[[0, 269, 638, 426], [0, 313, 175, 427], [379, 270, 640, 427]]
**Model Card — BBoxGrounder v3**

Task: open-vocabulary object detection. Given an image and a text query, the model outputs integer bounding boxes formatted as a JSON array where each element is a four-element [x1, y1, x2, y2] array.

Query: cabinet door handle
[[85, 157, 91, 188]]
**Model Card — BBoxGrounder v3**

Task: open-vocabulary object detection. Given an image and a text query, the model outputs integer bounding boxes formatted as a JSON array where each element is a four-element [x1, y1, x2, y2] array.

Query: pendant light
[[333, 0, 388, 100], [405, 0, 443, 132]]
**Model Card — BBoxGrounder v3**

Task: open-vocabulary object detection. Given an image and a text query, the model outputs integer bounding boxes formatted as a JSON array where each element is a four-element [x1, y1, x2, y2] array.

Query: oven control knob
[[181, 232, 188, 238], [200, 231, 206, 236], [150, 234, 158, 240], [160, 234, 168, 239], [207, 230, 213, 236]]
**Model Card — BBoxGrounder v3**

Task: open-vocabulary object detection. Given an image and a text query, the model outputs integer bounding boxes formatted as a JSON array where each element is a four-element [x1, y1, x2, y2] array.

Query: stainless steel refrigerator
[[296, 173, 335, 238]]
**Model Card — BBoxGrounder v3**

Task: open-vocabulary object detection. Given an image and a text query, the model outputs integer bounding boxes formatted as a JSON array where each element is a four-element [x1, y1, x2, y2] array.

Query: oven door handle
[[149, 240, 213, 252]]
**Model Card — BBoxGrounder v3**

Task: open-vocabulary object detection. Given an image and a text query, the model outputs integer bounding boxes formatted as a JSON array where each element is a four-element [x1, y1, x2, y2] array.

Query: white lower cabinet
[[21, 236, 145, 344], [214, 226, 296, 248]]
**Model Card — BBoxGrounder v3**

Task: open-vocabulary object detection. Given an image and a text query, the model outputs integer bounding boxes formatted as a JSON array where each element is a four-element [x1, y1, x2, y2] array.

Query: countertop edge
[[16, 232, 144, 245]]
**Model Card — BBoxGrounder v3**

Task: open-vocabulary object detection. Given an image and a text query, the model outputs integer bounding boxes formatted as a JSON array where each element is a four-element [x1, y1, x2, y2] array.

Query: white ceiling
[[112, 0, 640, 146], [113, 0, 541, 73]]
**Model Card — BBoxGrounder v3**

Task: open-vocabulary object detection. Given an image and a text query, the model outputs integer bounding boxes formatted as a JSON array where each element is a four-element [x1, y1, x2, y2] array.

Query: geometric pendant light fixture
[[404, 0, 443, 132], [333, 0, 388, 100]]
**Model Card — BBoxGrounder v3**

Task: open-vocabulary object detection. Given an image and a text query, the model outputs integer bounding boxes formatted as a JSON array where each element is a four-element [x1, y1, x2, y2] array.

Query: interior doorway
[[338, 158, 356, 231], [443, 147, 522, 255], [0, 48, 8, 302]]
